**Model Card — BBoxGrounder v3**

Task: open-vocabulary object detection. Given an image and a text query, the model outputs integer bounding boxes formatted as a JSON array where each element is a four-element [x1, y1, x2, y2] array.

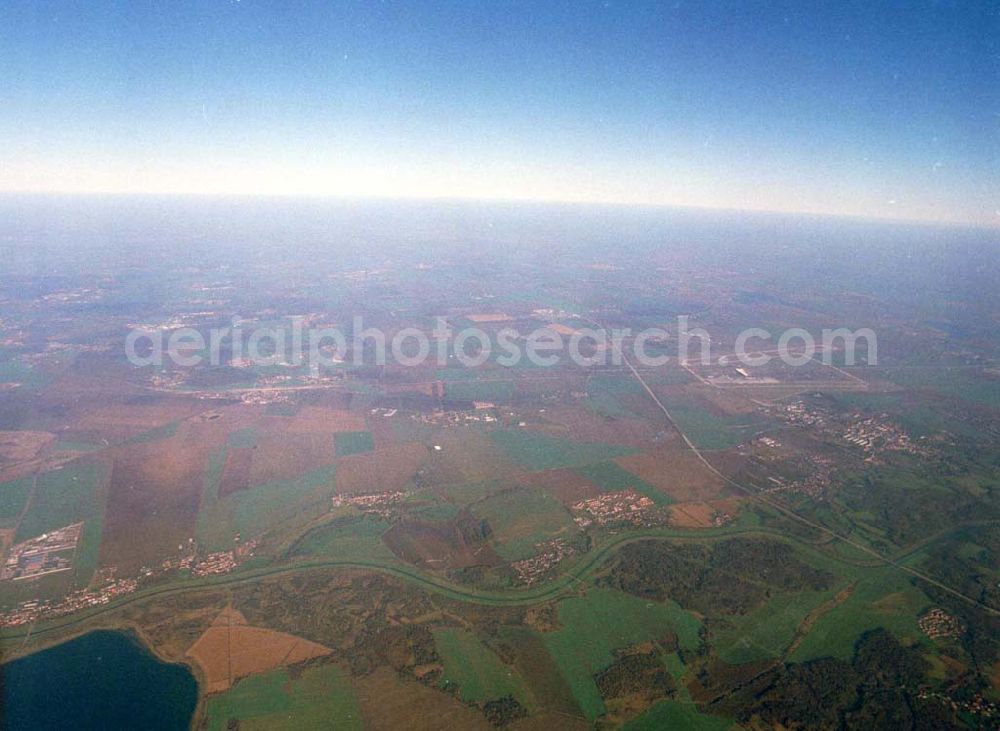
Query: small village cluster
[[918, 607, 964, 639], [0, 578, 139, 628], [917, 689, 997, 723], [332, 490, 407, 519], [572, 489, 661, 528], [0, 539, 257, 627], [841, 416, 927, 460], [511, 539, 577, 586]]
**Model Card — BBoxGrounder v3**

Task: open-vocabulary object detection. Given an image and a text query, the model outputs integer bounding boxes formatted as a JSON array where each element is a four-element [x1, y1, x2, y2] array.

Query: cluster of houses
[[332, 491, 407, 519], [511, 539, 576, 585], [572, 489, 661, 528], [918, 607, 963, 639], [841, 415, 926, 460], [0, 578, 139, 628]]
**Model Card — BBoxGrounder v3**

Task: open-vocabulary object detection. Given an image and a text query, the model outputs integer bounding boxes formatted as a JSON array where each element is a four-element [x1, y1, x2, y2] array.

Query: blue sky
[[2, 1, 996, 225]]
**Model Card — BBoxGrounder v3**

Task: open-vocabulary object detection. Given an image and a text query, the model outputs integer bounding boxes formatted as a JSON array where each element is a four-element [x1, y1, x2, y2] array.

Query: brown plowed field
[[530, 405, 657, 448], [186, 607, 332, 694], [247, 432, 335, 487], [352, 666, 492, 730], [100, 420, 226, 574], [615, 447, 727, 502], [667, 498, 744, 528], [334, 442, 428, 495], [218, 447, 254, 497], [517, 468, 601, 506], [286, 407, 366, 434]]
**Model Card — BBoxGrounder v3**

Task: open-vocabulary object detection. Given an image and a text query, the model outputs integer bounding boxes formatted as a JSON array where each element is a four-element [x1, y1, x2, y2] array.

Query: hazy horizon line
[[2, 188, 996, 233]]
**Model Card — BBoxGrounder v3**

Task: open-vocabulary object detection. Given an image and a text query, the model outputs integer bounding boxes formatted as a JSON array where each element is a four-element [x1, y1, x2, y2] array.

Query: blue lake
[[2, 629, 197, 730]]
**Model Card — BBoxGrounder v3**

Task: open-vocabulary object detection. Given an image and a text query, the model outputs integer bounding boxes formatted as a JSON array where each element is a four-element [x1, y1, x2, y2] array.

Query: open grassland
[[0, 477, 32, 528], [583, 373, 648, 420], [101, 416, 232, 575], [124, 420, 180, 445], [533, 404, 657, 448], [577, 461, 674, 506], [352, 665, 492, 730], [15, 462, 106, 541], [197, 464, 338, 552], [443, 378, 515, 403], [226, 427, 259, 449], [334, 430, 375, 457], [247, 432, 336, 487], [434, 627, 534, 707], [0, 360, 50, 390], [75, 402, 199, 442], [289, 516, 396, 563], [285, 406, 367, 434], [713, 585, 842, 665], [788, 565, 927, 663], [623, 699, 734, 731], [204, 663, 361, 731], [430, 428, 524, 484], [472, 487, 579, 561], [653, 390, 766, 450], [518, 468, 601, 506], [880, 365, 1000, 409], [490, 429, 634, 471], [542, 588, 701, 721]]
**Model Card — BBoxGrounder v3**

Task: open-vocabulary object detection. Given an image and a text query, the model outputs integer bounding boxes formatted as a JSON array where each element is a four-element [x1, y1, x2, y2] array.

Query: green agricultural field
[[434, 628, 533, 707], [194, 448, 230, 551], [490, 429, 634, 471], [823, 390, 980, 440], [289, 515, 395, 563], [584, 374, 647, 419], [542, 588, 701, 721], [0, 361, 49, 390], [13, 462, 109, 586], [0, 569, 74, 604], [881, 366, 1000, 409], [335, 431, 375, 457], [227, 427, 259, 449], [577, 461, 673, 506], [51, 440, 104, 453], [265, 402, 299, 416], [0, 477, 32, 528], [407, 500, 461, 522], [472, 487, 579, 561], [196, 454, 337, 552], [623, 699, 734, 731], [443, 379, 515, 403], [694, 539, 855, 665], [15, 463, 106, 541], [125, 420, 180, 445], [204, 664, 362, 731], [713, 585, 839, 664], [788, 566, 927, 663], [653, 395, 763, 450], [432, 479, 504, 508]]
